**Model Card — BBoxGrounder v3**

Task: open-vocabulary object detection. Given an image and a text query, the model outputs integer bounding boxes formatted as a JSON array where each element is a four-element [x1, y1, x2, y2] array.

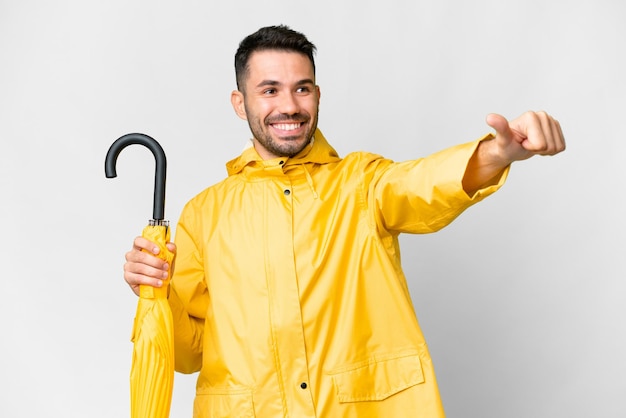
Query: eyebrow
[[255, 79, 315, 89]]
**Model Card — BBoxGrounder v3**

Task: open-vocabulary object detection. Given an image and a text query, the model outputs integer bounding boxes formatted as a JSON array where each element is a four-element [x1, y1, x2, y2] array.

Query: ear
[[231, 90, 247, 120]]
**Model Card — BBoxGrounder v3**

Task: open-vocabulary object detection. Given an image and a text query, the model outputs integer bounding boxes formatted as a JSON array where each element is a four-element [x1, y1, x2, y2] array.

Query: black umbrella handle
[[105, 133, 167, 221]]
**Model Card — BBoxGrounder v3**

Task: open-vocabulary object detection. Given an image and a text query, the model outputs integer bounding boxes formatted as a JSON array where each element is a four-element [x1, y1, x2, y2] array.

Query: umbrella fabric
[[130, 223, 175, 418]]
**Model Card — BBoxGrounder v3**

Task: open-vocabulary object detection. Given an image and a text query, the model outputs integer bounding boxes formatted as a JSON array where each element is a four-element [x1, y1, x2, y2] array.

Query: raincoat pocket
[[329, 352, 425, 403], [193, 387, 255, 418]]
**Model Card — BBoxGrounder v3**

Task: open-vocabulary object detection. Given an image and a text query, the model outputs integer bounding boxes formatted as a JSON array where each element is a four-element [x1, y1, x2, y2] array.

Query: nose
[[278, 92, 300, 115]]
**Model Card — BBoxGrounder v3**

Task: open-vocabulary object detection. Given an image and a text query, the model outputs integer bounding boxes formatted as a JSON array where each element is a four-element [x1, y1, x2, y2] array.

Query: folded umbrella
[[105, 133, 174, 418]]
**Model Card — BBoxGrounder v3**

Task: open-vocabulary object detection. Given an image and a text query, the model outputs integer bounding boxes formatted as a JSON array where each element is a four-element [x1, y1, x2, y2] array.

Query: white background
[[1, 0, 624, 417]]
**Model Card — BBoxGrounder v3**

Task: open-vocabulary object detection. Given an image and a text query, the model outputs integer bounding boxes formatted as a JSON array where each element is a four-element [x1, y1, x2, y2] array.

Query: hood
[[225, 129, 341, 176]]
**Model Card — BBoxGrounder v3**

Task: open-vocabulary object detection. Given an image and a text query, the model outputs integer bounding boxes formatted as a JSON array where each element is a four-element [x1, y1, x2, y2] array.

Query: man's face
[[231, 50, 320, 160]]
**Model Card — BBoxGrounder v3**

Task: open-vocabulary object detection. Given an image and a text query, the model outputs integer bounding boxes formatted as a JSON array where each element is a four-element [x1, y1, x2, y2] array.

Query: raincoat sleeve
[[168, 204, 208, 374], [372, 134, 509, 234]]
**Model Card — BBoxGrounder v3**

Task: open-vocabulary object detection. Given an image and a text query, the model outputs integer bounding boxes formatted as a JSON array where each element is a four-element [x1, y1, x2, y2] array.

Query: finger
[[125, 245, 169, 268], [124, 255, 169, 286], [124, 269, 165, 290], [516, 111, 549, 153], [551, 118, 566, 154], [125, 250, 170, 289], [543, 114, 560, 154], [164, 242, 177, 277], [132, 236, 162, 255], [533, 111, 553, 154], [124, 255, 169, 278], [535, 112, 564, 155]]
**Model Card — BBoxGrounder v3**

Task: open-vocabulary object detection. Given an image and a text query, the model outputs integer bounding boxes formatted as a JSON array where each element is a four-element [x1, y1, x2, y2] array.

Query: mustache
[[265, 113, 309, 124]]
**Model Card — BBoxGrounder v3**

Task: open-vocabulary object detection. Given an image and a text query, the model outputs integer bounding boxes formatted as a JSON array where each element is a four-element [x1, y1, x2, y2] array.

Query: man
[[124, 25, 565, 417]]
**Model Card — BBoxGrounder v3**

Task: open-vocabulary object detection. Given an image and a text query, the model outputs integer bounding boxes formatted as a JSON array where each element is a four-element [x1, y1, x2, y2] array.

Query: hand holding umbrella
[[105, 133, 174, 418]]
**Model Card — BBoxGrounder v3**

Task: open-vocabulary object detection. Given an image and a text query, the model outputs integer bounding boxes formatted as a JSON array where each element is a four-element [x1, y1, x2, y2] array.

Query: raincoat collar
[[225, 129, 341, 176]]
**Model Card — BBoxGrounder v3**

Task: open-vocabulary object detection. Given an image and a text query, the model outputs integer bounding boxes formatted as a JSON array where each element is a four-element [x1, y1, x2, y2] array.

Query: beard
[[246, 108, 319, 158]]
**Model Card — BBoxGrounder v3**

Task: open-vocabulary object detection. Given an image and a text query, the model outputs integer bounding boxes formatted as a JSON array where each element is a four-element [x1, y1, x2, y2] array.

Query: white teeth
[[273, 123, 300, 131]]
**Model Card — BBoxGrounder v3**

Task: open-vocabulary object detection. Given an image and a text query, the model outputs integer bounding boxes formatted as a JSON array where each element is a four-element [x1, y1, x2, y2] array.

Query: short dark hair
[[234, 25, 317, 91]]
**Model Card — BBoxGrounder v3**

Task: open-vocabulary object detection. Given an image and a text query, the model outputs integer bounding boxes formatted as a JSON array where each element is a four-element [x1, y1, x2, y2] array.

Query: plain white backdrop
[[1, 0, 624, 416]]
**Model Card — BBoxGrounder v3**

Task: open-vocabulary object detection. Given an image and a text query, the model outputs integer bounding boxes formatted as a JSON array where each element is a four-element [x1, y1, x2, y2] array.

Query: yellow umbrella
[[105, 133, 174, 418]]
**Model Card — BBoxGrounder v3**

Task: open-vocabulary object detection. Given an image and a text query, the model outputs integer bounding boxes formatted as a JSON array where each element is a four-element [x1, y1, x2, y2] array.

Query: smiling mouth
[[271, 122, 303, 131]]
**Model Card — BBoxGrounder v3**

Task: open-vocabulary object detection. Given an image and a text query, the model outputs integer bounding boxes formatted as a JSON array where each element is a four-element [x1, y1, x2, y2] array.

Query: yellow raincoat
[[168, 129, 507, 417]]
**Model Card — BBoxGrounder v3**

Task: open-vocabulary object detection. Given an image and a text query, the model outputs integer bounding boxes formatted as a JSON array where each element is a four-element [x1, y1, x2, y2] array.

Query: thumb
[[486, 113, 528, 146], [486, 113, 511, 137]]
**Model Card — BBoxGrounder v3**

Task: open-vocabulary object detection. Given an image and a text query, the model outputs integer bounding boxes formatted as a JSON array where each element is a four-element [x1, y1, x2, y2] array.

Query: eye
[[296, 86, 311, 94], [263, 88, 277, 95]]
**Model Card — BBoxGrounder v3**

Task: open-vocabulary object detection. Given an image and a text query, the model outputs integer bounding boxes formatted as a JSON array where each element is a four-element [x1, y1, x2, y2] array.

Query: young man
[[124, 25, 565, 417]]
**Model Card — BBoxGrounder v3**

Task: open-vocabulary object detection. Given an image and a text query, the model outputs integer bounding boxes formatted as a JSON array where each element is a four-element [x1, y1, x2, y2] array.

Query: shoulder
[[339, 150, 390, 168], [335, 151, 396, 180], [181, 176, 231, 213]]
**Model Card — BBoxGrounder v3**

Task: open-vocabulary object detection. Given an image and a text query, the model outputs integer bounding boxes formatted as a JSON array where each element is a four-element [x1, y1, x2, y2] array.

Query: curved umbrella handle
[[105, 133, 167, 221]]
